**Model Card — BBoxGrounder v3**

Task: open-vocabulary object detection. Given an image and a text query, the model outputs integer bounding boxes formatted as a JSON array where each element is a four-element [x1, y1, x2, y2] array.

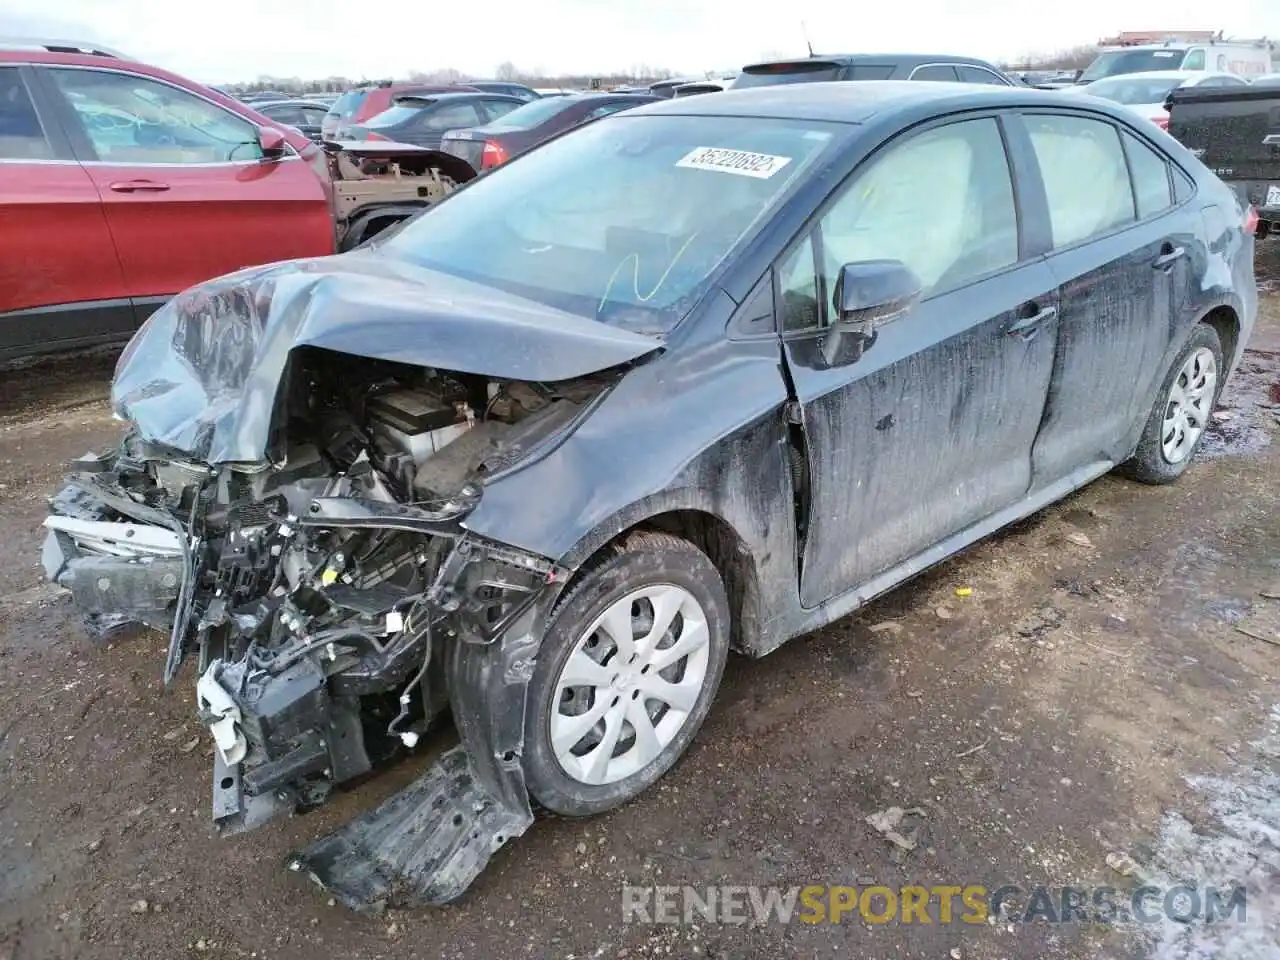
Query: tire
[[1119, 323, 1224, 485], [523, 532, 730, 817]]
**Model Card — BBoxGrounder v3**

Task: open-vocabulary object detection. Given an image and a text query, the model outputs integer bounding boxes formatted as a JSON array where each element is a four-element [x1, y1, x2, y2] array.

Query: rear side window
[[480, 98, 520, 122], [958, 66, 1009, 85], [1025, 114, 1135, 247], [1122, 131, 1173, 218], [260, 103, 305, 124], [911, 65, 960, 82], [0, 67, 53, 159], [421, 102, 482, 132], [1182, 50, 1206, 70]]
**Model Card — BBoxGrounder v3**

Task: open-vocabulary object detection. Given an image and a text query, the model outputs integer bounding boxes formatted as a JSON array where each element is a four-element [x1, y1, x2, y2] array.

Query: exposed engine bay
[[41, 351, 621, 906]]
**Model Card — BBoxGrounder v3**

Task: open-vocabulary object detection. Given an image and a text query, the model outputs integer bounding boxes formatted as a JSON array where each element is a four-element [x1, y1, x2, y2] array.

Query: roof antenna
[[801, 20, 815, 57]]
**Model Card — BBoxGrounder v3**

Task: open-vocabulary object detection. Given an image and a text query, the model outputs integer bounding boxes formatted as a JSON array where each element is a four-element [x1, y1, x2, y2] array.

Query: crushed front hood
[[112, 253, 662, 464]]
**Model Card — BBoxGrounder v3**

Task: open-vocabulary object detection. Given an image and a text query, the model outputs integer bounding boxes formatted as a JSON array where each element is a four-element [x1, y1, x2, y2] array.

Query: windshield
[[1084, 75, 1183, 105], [328, 89, 367, 120], [482, 95, 578, 130], [379, 114, 838, 333], [1078, 49, 1186, 83], [363, 103, 430, 128]]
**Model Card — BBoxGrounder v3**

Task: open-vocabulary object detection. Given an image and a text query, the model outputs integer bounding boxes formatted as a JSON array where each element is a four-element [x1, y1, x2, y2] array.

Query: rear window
[[846, 65, 896, 80], [734, 61, 847, 88], [328, 89, 367, 119], [363, 102, 431, 128], [1079, 49, 1185, 83], [483, 95, 578, 131], [1084, 75, 1183, 105]]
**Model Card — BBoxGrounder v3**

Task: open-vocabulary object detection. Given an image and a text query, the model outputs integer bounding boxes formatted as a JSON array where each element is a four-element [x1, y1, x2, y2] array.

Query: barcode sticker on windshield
[[676, 146, 792, 179]]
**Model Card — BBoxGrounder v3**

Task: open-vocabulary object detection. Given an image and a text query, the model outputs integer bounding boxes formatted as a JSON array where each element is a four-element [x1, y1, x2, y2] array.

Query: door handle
[[1005, 305, 1058, 341], [1152, 245, 1186, 271], [108, 179, 170, 193]]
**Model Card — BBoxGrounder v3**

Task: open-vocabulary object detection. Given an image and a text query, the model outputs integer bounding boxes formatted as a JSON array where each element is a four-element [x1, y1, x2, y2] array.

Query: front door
[[39, 66, 333, 302], [0, 64, 131, 354], [1016, 113, 1183, 485], [779, 115, 1060, 607]]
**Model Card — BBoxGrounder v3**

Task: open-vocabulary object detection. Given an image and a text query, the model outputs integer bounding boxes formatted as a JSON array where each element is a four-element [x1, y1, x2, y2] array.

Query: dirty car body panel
[[42, 82, 1256, 910]]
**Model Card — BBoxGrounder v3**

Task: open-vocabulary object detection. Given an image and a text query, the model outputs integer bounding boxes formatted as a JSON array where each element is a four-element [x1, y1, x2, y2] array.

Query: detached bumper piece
[[289, 599, 545, 910], [290, 745, 533, 909]]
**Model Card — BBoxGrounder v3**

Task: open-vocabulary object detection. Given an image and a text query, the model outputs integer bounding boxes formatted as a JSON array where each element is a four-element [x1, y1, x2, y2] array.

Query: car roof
[[627, 80, 1064, 124], [743, 52, 1003, 70]]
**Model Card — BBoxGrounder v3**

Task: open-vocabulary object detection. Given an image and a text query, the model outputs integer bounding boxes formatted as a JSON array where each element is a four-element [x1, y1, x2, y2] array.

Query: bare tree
[[495, 61, 520, 81]]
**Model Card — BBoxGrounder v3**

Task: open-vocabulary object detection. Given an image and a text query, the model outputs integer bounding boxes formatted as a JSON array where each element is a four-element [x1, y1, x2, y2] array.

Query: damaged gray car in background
[[42, 83, 1256, 910]]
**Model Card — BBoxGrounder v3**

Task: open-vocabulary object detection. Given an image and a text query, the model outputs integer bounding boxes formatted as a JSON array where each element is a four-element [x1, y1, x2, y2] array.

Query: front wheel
[[1120, 323, 1224, 485], [522, 532, 730, 817]]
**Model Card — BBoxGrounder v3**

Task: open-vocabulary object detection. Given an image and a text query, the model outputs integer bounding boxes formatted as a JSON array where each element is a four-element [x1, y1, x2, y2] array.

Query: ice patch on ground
[[1142, 707, 1280, 959]]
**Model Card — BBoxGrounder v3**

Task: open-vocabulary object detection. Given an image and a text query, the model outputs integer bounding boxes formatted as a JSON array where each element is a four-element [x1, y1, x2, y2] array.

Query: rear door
[[1014, 111, 1187, 485], [0, 64, 131, 355], [37, 66, 334, 304], [779, 115, 1060, 605]]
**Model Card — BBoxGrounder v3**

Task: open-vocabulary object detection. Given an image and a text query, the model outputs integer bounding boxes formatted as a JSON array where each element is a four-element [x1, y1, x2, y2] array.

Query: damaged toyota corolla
[[42, 82, 1256, 910]]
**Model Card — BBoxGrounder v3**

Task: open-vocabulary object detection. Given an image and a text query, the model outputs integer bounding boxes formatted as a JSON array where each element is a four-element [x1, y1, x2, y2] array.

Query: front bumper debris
[[43, 444, 562, 908]]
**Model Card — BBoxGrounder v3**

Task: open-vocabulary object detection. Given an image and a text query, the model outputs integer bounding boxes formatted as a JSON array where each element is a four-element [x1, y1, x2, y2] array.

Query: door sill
[[796, 459, 1115, 631]]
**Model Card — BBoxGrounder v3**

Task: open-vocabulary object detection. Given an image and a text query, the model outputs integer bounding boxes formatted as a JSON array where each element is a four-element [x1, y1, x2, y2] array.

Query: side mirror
[[818, 260, 922, 367], [257, 126, 288, 159]]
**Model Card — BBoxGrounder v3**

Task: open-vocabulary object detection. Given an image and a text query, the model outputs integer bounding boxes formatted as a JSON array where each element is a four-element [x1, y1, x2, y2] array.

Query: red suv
[[0, 40, 336, 360]]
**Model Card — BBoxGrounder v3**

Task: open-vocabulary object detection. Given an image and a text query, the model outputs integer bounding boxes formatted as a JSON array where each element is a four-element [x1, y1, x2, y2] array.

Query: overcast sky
[[2, 0, 1276, 82]]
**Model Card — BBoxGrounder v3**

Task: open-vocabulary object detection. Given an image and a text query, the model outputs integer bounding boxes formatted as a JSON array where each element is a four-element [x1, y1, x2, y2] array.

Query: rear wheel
[[522, 532, 729, 817], [1120, 323, 1223, 485]]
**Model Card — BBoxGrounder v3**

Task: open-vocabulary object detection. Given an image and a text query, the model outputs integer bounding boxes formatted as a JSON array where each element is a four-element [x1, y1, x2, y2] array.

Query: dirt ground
[[2, 248, 1280, 960]]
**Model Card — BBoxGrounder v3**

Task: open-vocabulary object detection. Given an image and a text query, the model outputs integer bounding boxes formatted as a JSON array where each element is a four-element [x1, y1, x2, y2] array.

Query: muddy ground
[[2, 248, 1280, 960]]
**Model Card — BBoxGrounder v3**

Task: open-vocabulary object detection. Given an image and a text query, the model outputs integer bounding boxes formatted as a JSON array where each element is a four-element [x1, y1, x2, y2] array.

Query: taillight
[[481, 140, 509, 170], [1154, 115, 1169, 131], [1245, 205, 1260, 235], [363, 131, 390, 142]]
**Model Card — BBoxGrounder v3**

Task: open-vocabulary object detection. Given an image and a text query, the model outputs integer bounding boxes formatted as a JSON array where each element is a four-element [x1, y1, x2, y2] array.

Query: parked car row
[[0, 39, 476, 360]]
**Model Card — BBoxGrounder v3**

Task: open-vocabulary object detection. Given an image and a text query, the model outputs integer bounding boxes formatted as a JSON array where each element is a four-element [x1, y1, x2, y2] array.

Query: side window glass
[[818, 117, 1018, 298], [1182, 50, 1206, 70], [301, 106, 329, 124], [1122, 131, 1173, 218], [585, 103, 630, 121], [778, 235, 820, 331], [1173, 168, 1194, 203], [957, 66, 1008, 85], [50, 69, 262, 163], [482, 99, 520, 121], [422, 102, 481, 131], [263, 104, 304, 125], [1025, 114, 1135, 247], [0, 67, 53, 159], [912, 65, 960, 82]]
